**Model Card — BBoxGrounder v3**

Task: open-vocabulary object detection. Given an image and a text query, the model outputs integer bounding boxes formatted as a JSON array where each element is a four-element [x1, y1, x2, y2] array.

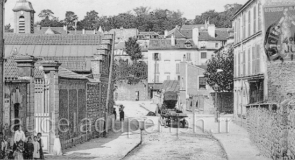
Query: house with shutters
[[147, 23, 229, 100], [1, 0, 115, 155]]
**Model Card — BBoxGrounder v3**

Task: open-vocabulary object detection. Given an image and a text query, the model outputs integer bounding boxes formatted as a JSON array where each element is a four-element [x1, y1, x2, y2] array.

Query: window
[[242, 51, 246, 76], [156, 75, 159, 83], [234, 53, 237, 77], [258, 3, 261, 31], [164, 61, 170, 73], [242, 14, 246, 39], [256, 45, 260, 73], [186, 53, 191, 61], [248, 11, 251, 37], [252, 46, 256, 74], [248, 49, 251, 75], [176, 63, 180, 74], [201, 52, 207, 59], [156, 63, 159, 73], [253, 6, 257, 34], [167, 75, 170, 80], [199, 77, 206, 89], [19, 16, 25, 33], [234, 21, 237, 44], [238, 53, 240, 76], [178, 76, 180, 81], [215, 43, 219, 48]]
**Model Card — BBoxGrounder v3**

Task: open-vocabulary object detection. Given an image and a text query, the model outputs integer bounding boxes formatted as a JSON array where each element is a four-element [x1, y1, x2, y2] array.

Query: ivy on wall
[[114, 59, 148, 85]]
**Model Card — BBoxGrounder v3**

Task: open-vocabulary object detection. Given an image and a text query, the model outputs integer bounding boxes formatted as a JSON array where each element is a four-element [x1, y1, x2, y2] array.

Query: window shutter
[[258, 4, 261, 31], [248, 11, 251, 37], [238, 53, 240, 76], [243, 51, 246, 76], [234, 54, 237, 77], [253, 6, 257, 33], [256, 45, 260, 73], [252, 46, 255, 74], [158, 53, 161, 61], [248, 49, 251, 75]]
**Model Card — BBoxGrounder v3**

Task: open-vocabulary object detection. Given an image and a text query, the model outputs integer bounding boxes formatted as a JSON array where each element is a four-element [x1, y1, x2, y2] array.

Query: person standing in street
[[120, 109, 125, 122], [113, 108, 117, 121], [37, 133, 44, 160]]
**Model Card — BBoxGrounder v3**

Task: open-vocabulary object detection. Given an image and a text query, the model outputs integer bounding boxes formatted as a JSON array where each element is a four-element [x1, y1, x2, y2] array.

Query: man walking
[[120, 109, 125, 122]]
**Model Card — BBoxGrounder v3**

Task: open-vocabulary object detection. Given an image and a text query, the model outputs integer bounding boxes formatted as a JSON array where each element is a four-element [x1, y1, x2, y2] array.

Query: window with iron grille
[[201, 52, 207, 59], [199, 77, 206, 89]]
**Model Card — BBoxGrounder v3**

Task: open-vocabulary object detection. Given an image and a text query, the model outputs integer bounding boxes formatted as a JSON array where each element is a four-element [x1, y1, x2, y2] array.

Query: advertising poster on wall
[[3, 98, 10, 126], [264, 5, 295, 61]]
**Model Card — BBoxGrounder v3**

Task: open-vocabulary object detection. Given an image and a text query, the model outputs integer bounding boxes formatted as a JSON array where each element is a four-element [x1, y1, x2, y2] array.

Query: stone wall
[[115, 80, 148, 101], [246, 104, 293, 159], [267, 62, 295, 102]]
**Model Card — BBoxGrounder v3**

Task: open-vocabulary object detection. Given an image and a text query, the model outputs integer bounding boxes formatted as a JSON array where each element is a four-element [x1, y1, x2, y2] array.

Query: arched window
[[19, 16, 25, 33]]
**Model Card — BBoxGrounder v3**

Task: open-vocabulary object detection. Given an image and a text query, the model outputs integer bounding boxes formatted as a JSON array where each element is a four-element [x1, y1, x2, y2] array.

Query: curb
[[195, 125, 229, 160], [120, 139, 142, 160]]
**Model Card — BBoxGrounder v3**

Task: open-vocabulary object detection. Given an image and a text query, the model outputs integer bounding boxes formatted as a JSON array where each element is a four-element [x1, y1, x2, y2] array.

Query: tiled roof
[[58, 67, 88, 79], [162, 80, 179, 92], [43, 57, 92, 72], [4, 34, 103, 45], [138, 32, 159, 36], [149, 39, 198, 50], [34, 27, 68, 35], [4, 56, 19, 80], [199, 30, 228, 41], [265, 0, 295, 6]]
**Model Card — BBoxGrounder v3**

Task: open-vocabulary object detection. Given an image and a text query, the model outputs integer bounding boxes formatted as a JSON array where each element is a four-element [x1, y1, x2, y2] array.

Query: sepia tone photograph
[[0, 0, 295, 159]]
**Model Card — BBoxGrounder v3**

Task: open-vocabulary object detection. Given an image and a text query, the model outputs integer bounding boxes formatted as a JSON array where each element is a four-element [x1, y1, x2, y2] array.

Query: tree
[[5, 24, 13, 32], [64, 11, 78, 30], [79, 10, 99, 30], [203, 45, 234, 92], [38, 9, 55, 19], [125, 37, 142, 62]]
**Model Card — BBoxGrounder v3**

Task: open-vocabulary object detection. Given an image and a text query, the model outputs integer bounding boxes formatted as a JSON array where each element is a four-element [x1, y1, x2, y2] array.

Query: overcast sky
[[5, 0, 248, 28]]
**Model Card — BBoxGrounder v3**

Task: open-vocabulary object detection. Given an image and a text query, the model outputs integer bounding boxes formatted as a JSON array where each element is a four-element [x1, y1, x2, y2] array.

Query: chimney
[[192, 28, 199, 46], [208, 24, 215, 38], [164, 30, 168, 38], [171, 34, 175, 46], [82, 29, 85, 34], [37, 25, 41, 31], [93, 29, 96, 34]]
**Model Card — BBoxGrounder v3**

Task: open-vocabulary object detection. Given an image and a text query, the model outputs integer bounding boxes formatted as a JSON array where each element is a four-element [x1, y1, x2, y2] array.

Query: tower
[[13, 0, 35, 34]]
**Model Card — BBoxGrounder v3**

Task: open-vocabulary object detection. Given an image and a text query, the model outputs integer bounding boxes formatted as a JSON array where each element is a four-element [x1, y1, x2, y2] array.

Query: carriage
[[158, 80, 188, 128]]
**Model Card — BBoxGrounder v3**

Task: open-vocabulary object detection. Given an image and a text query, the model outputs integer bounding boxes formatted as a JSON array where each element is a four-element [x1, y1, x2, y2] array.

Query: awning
[[162, 80, 180, 92]]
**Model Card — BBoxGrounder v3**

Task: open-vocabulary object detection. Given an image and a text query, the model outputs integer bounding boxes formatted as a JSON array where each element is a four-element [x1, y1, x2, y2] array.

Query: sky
[[5, 0, 248, 28]]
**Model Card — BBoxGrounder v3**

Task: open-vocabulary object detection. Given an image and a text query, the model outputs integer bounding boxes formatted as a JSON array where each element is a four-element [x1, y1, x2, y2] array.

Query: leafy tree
[[64, 11, 78, 30], [125, 37, 142, 62], [204, 45, 234, 92], [5, 24, 13, 32], [79, 10, 99, 30], [36, 17, 63, 27], [193, 4, 242, 28], [38, 9, 55, 19]]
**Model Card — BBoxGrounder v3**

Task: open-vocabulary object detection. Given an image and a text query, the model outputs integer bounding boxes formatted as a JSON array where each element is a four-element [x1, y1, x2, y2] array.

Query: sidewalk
[[46, 121, 141, 160], [189, 114, 271, 160]]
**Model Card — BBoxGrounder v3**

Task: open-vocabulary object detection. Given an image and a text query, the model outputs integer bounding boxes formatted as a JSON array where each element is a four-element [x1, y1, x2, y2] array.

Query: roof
[[180, 25, 205, 30], [196, 65, 207, 70], [4, 34, 102, 45], [265, 0, 295, 6], [162, 80, 180, 92], [107, 28, 138, 42], [199, 29, 228, 41], [149, 39, 198, 50], [13, 0, 35, 13], [34, 27, 68, 35], [138, 32, 159, 36], [58, 67, 88, 79]]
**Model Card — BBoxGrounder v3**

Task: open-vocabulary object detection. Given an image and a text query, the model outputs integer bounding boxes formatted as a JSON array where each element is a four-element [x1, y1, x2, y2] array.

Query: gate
[[34, 78, 50, 153]]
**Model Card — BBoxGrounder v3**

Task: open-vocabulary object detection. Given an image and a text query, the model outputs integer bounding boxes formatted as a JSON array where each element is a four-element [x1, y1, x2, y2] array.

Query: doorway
[[136, 91, 139, 101], [14, 103, 20, 131]]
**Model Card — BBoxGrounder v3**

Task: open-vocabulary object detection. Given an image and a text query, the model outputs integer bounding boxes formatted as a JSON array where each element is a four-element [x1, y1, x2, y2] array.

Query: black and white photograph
[[0, 0, 295, 159]]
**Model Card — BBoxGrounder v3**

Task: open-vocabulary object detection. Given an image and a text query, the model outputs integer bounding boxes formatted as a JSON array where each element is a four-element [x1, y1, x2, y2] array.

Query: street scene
[[1, 0, 295, 159]]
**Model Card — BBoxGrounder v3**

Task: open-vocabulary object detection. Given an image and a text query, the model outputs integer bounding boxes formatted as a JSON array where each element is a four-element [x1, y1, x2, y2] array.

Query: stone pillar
[[40, 61, 62, 155], [14, 55, 37, 134]]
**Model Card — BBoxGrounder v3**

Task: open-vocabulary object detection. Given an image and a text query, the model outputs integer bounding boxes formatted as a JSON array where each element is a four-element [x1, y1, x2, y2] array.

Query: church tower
[[13, 0, 35, 34]]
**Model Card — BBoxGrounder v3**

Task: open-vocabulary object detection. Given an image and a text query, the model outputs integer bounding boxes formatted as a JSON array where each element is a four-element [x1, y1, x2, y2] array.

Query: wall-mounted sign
[[264, 5, 295, 61], [3, 98, 10, 126]]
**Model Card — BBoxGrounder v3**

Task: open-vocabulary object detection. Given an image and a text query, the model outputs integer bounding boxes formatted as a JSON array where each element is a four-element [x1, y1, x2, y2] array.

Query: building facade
[[232, 0, 268, 118], [147, 24, 228, 99]]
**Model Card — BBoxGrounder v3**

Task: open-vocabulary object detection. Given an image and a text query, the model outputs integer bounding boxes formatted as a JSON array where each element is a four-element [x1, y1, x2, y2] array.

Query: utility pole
[[0, 0, 5, 131], [104, 32, 115, 137]]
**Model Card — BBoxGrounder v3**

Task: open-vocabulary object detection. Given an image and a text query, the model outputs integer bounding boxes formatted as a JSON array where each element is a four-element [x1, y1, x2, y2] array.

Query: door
[[136, 91, 139, 101], [34, 79, 50, 153]]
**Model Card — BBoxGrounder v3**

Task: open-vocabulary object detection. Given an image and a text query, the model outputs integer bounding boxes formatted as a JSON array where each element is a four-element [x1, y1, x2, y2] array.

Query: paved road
[[123, 101, 227, 160]]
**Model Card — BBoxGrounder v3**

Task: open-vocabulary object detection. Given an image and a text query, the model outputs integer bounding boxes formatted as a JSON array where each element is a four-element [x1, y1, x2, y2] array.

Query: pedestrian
[[37, 133, 44, 159], [14, 126, 26, 146], [33, 136, 40, 160], [25, 137, 34, 160], [0, 132, 4, 159], [120, 109, 125, 122], [113, 108, 117, 121], [13, 140, 24, 160], [1, 135, 8, 159]]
